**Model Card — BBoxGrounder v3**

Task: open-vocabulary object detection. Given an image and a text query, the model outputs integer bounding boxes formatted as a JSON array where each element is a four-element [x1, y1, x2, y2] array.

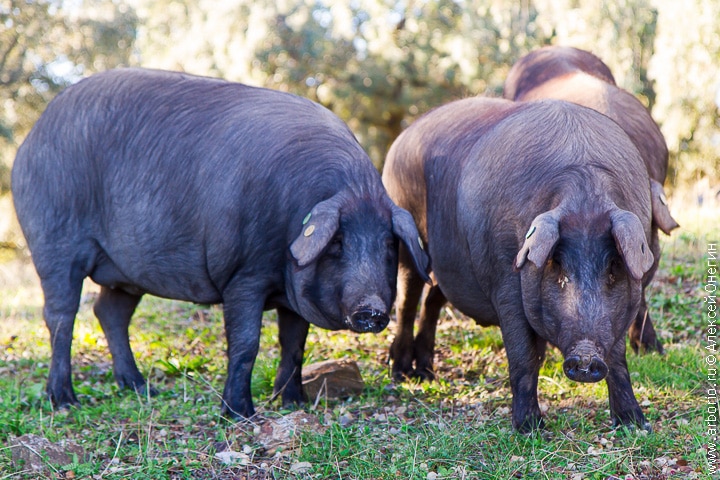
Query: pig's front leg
[[413, 284, 447, 381], [390, 248, 427, 381], [500, 314, 547, 433], [93, 287, 149, 394], [220, 285, 265, 419], [273, 307, 309, 407], [605, 340, 651, 431]]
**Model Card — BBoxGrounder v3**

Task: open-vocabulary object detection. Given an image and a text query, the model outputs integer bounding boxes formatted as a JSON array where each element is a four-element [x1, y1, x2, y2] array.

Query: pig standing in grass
[[383, 97, 653, 432], [12, 68, 429, 418], [504, 46, 679, 353]]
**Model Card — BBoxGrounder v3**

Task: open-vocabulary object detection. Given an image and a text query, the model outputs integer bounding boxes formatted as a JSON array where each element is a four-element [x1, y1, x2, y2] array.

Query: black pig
[[383, 97, 653, 432], [12, 68, 429, 418], [504, 46, 679, 353]]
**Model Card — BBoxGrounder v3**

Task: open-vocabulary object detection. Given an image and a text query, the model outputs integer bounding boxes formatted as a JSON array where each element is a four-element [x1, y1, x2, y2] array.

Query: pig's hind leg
[[93, 287, 152, 396], [273, 307, 309, 407], [629, 295, 664, 354], [38, 262, 85, 408]]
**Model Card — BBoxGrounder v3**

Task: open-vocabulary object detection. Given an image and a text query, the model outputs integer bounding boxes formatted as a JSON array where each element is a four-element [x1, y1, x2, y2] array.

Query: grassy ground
[[0, 199, 716, 479]]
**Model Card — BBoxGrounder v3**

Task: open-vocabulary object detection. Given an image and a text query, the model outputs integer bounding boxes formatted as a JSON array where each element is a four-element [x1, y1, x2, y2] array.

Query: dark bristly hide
[[12, 68, 430, 419], [504, 46, 679, 354], [383, 97, 653, 432]]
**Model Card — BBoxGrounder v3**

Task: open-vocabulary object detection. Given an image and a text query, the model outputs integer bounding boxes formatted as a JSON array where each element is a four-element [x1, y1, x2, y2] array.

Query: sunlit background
[[1, 0, 719, 257]]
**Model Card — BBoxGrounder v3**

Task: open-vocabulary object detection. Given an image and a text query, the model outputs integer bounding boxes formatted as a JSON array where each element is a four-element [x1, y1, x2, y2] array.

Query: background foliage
[[1, 0, 719, 195]]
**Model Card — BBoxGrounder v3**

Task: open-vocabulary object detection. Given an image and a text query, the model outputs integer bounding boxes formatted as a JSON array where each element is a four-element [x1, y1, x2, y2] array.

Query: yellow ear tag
[[302, 213, 312, 225], [304, 225, 315, 237], [418, 236, 424, 250], [525, 225, 536, 239], [659, 193, 668, 206]]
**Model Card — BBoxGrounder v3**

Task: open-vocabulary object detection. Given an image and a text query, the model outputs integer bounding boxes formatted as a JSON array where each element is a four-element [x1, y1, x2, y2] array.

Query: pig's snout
[[563, 355, 608, 382], [348, 308, 390, 333], [344, 295, 390, 333], [563, 340, 608, 383]]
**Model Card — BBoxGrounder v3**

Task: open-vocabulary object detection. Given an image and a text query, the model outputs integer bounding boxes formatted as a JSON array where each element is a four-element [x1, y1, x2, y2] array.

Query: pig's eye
[[327, 235, 343, 256], [607, 259, 623, 286]]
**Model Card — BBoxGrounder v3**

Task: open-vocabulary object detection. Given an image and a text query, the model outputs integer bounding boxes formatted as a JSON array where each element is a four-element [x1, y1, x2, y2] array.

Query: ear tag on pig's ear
[[291, 192, 344, 267], [659, 193, 667, 206], [515, 209, 561, 270], [302, 213, 312, 225], [418, 236, 424, 250]]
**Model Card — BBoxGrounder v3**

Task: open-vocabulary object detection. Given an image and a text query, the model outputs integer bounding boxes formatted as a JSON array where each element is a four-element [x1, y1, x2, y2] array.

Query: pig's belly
[[89, 250, 222, 304], [433, 267, 499, 327]]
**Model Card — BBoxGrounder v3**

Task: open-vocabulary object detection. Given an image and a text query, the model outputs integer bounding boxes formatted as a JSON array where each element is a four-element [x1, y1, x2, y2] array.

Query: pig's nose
[[348, 308, 389, 333], [563, 355, 608, 383]]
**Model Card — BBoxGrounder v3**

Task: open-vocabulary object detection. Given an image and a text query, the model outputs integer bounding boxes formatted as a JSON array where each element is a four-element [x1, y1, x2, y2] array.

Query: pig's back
[[12, 68, 374, 301], [427, 100, 649, 319]]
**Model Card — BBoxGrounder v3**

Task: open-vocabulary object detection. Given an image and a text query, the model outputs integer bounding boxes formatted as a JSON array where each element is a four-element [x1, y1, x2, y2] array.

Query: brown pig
[[383, 97, 653, 432], [503, 46, 678, 353]]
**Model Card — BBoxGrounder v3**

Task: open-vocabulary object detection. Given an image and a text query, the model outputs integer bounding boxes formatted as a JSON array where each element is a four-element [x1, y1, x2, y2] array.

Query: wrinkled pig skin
[[504, 46, 679, 354], [12, 68, 430, 419], [383, 97, 653, 432]]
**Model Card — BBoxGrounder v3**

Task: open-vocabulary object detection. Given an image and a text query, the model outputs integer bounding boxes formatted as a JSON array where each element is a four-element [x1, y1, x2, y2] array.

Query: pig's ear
[[391, 205, 431, 284], [290, 194, 343, 267], [514, 211, 561, 270], [650, 179, 679, 235], [610, 209, 654, 280]]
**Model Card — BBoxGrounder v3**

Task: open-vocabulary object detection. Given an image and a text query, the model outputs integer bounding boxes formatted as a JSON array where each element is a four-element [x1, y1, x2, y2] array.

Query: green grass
[[0, 201, 715, 479]]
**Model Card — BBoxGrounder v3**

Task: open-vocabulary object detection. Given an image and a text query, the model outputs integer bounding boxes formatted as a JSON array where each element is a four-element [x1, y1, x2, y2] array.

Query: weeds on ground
[[0, 203, 715, 479]]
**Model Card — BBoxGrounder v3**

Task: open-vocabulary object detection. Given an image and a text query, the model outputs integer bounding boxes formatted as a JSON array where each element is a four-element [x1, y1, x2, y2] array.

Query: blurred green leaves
[[1, 0, 718, 186]]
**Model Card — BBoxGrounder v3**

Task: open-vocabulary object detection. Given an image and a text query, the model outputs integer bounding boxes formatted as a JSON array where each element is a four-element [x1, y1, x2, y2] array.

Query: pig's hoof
[[280, 400, 305, 411], [412, 368, 435, 382], [118, 379, 158, 398], [611, 409, 652, 433], [613, 422, 653, 434], [117, 376, 157, 396], [134, 384, 159, 398], [279, 391, 306, 409], [391, 366, 415, 382], [221, 400, 256, 420], [612, 417, 653, 433], [641, 421, 653, 433], [47, 387, 80, 409], [631, 337, 665, 355], [514, 415, 545, 433], [50, 396, 81, 410], [629, 319, 665, 355], [391, 368, 434, 383]]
